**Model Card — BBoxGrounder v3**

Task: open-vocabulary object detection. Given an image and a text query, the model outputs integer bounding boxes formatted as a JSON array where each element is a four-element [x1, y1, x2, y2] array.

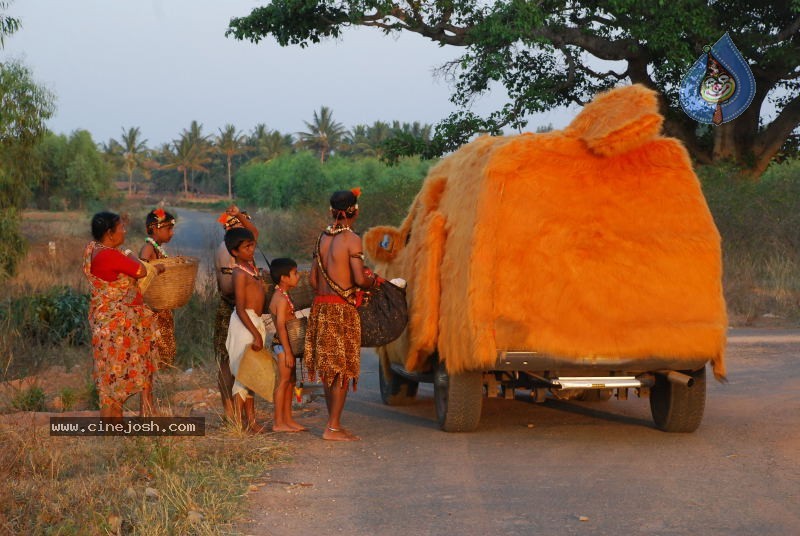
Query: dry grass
[[723, 248, 800, 325], [0, 422, 288, 534], [9, 210, 89, 297]]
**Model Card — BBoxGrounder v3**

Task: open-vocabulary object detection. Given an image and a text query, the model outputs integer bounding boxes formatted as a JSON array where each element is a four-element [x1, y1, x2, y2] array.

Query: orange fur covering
[[365, 85, 727, 379]]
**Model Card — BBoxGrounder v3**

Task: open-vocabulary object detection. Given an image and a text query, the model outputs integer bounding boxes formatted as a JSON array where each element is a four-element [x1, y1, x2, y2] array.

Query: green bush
[[1, 286, 90, 346], [698, 158, 800, 322], [235, 152, 433, 226], [58, 387, 77, 412], [11, 385, 46, 411], [699, 159, 800, 257]]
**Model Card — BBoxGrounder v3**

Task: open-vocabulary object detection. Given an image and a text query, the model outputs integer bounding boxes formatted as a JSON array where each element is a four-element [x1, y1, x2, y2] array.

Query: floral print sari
[[83, 242, 159, 408]]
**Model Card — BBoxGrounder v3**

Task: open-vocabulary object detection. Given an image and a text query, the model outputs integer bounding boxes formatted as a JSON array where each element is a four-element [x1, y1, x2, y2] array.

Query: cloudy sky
[[1, 0, 575, 148]]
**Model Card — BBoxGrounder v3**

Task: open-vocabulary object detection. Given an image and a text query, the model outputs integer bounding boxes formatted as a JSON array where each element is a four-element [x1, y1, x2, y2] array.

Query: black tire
[[378, 358, 419, 406], [649, 367, 706, 433], [433, 360, 483, 432]]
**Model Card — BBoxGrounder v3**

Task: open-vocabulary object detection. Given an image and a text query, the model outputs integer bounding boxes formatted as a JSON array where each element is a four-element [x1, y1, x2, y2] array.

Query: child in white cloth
[[223, 227, 267, 433]]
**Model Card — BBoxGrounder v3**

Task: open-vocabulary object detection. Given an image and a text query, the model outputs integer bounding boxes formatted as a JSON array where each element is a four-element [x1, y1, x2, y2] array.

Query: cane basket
[[143, 256, 199, 310], [286, 316, 307, 359]]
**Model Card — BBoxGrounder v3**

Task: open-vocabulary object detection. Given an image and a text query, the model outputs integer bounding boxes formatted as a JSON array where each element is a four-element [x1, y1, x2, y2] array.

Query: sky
[[1, 0, 575, 148]]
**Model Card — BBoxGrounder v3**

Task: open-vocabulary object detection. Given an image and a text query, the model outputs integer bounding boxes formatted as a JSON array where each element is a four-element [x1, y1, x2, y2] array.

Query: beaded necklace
[[274, 285, 295, 314], [94, 241, 118, 252], [233, 261, 260, 279], [324, 224, 352, 235], [145, 237, 168, 258]]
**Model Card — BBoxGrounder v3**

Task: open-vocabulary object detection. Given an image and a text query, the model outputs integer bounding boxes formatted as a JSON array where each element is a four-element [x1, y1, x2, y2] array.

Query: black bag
[[358, 281, 408, 347], [315, 233, 408, 347]]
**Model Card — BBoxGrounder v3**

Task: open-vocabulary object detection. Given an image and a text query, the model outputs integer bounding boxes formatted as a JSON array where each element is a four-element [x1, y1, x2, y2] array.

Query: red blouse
[[91, 248, 143, 305]]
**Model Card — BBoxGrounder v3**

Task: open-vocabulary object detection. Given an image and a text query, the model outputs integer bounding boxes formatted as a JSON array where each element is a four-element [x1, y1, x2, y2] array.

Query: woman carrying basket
[[83, 211, 164, 418]]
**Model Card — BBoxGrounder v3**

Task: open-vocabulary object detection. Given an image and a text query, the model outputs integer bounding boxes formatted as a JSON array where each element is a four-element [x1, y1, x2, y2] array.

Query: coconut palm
[[118, 126, 148, 196], [247, 124, 294, 162], [297, 106, 345, 163], [180, 120, 211, 192], [162, 134, 211, 195], [215, 124, 246, 199], [343, 121, 394, 157]]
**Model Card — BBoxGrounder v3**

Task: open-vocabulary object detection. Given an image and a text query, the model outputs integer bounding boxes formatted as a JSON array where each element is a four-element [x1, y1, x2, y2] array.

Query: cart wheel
[[378, 358, 418, 406], [433, 359, 482, 432], [649, 367, 706, 433]]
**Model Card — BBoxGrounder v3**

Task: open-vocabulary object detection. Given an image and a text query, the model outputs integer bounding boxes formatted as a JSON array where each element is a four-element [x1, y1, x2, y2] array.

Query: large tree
[[228, 0, 800, 177], [1, 3, 55, 278]]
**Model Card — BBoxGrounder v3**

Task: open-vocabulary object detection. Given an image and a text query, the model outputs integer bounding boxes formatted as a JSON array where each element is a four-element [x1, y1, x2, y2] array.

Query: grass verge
[[0, 423, 287, 534]]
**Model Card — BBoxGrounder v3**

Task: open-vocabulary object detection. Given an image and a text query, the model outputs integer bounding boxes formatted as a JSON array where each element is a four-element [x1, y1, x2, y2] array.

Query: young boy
[[224, 227, 267, 433], [268, 258, 307, 432], [139, 208, 176, 415], [214, 205, 259, 422]]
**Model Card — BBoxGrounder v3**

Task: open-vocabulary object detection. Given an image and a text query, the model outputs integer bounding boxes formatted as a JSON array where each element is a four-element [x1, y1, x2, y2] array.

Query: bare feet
[[247, 421, 268, 434], [323, 426, 360, 441], [287, 420, 308, 432], [272, 424, 300, 433]]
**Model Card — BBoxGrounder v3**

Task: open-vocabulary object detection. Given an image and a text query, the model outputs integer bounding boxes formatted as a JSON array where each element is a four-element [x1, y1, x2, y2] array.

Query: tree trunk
[[128, 170, 133, 197], [712, 123, 738, 162], [183, 169, 188, 195], [227, 156, 233, 199]]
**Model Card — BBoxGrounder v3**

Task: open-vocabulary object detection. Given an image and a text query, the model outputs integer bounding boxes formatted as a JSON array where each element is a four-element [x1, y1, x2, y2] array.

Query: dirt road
[[237, 329, 800, 536]]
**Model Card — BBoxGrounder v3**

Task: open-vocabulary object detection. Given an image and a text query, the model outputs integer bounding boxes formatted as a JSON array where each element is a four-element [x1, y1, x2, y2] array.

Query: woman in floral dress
[[83, 211, 164, 417]]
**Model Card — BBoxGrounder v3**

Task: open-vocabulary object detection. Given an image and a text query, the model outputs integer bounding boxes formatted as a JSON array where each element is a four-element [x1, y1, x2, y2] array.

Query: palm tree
[[118, 126, 148, 196], [215, 124, 246, 199], [248, 124, 294, 162], [297, 106, 345, 163], [180, 120, 211, 192], [162, 134, 211, 196]]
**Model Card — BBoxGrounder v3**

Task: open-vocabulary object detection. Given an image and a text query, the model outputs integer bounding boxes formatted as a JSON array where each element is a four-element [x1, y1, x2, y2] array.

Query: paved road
[[237, 330, 800, 536], [166, 208, 222, 276]]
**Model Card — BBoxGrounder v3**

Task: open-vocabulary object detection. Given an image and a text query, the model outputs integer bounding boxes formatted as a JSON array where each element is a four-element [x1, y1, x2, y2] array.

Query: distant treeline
[[24, 107, 435, 210]]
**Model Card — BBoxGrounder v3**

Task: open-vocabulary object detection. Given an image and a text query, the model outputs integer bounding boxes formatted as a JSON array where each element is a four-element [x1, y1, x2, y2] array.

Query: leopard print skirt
[[304, 301, 361, 390], [154, 309, 176, 369]]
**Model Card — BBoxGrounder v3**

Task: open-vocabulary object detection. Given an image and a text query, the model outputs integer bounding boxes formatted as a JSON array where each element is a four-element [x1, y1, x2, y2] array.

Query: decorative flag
[[679, 32, 755, 125]]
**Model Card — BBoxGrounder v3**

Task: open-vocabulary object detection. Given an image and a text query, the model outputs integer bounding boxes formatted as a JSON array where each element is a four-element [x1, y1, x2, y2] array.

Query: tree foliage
[[0, 1, 20, 48], [234, 150, 433, 228], [228, 0, 800, 177], [31, 131, 113, 210], [0, 56, 55, 278]]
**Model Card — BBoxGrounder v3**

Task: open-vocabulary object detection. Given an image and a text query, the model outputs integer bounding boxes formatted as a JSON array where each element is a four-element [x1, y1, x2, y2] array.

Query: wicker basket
[[143, 256, 199, 310], [286, 316, 308, 358]]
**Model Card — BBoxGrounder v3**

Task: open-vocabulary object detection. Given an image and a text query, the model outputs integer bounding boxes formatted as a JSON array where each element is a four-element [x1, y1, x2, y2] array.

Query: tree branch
[[754, 92, 800, 168], [771, 15, 800, 44]]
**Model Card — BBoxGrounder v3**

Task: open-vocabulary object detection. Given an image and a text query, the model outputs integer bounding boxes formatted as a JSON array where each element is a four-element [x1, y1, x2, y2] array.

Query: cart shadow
[[531, 398, 655, 429]]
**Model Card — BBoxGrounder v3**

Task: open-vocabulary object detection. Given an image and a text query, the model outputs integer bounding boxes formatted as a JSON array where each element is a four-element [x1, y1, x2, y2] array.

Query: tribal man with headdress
[[305, 188, 377, 441], [214, 205, 259, 422]]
